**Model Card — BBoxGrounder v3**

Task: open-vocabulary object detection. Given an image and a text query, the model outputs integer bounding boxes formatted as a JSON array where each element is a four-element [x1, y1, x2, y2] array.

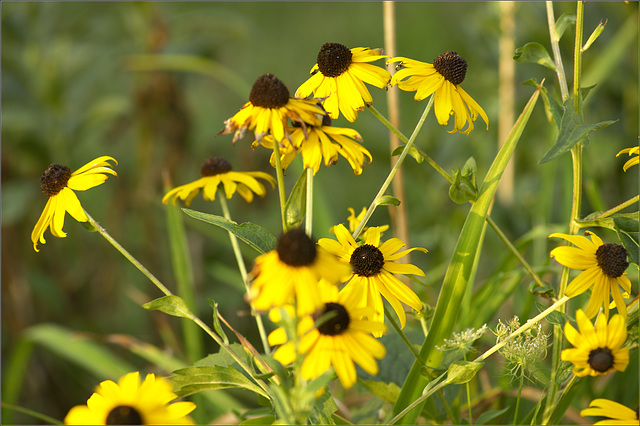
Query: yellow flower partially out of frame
[[561, 310, 629, 377], [218, 73, 324, 144], [580, 398, 639, 425], [64, 372, 196, 425], [31, 156, 117, 252], [268, 281, 386, 389], [162, 157, 275, 205], [296, 43, 391, 122], [616, 146, 639, 172], [388, 51, 489, 134], [318, 224, 426, 335], [549, 231, 632, 318]]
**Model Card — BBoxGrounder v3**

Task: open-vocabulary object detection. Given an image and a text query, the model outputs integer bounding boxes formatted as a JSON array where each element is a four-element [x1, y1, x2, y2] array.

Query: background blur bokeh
[[2, 2, 638, 424]]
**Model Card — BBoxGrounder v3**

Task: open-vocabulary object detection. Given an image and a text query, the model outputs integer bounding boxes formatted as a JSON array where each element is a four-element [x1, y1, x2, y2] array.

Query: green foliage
[[170, 366, 270, 399], [284, 168, 307, 230], [513, 42, 557, 71]]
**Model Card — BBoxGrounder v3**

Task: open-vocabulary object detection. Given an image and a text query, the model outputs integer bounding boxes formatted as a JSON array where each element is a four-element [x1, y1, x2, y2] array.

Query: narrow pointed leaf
[[284, 169, 307, 230], [582, 19, 607, 52], [143, 295, 192, 319], [208, 299, 229, 345], [170, 366, 269, 399], [376, 195, 401, 206], [182, 208, 277, 254], [445, 361, 484, 385]]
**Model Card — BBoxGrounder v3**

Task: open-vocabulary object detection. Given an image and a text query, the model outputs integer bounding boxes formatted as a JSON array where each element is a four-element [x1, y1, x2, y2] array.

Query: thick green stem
[[219, 196, 270, 355], [85, 210, 173, 297], [355, 96, 434, 239]]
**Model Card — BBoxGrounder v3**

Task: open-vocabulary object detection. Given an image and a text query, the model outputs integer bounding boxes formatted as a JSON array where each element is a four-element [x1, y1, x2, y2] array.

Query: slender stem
[[0, 402, 64, 426], [513, 373, 524, 424], [84, 210, 173, 297], [305, 167, 313, 235], [384, 305, 424, 364], [272, 141, 288, 232], [581, 195, 640, 220], [355, 96, 434, 240], [546, 1, 570, 101], [464, 354, 473, 425], [219, 196, 270, 355], [573, 1, 584, 113], [486, 216, 548, 290]]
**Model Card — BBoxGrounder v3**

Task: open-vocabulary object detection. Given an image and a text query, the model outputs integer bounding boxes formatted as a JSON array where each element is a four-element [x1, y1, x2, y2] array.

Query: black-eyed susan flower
[[269, 281, 386, 389], [550, 231, 632, 318], [616, 146, 639, 172], [218, 73, 325, 144], [318, 224, 426, 335], [296, 43, 391, 122], [64, 371, 196, 425], [257, 115, 372, 175], [388, 51, 489, 134], [341, 207, 389, 242], [249, 228, 351, 316], [561, 309, 629, 377], [580, 398, 639, 425], [31, 156, 117, 252], [162, 157, 275, 205]]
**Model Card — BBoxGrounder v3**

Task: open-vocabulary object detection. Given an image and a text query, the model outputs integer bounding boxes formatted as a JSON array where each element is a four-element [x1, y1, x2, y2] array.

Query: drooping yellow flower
[[64, 372, 196, 425], [561, 310, 629, 377], [218, 73, 325, 144], [257, 115, 372, 175], [162, 157, 275, 205], [580, 398, 639, 425], [388, 51, 489, 134], [616, 146, 639, 172], [269, 281, 386, 389], [296, 43, 391, 122], [31, 156, 118, 252], [318, 224, 426, 335], [249, 228, 351, 316], [549, 231, 632, 318]]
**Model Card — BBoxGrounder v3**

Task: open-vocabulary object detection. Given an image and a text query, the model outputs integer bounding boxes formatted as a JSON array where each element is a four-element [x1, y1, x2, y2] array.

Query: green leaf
[[284, 169, 307, 230], [523, 79, 554, 125], [513, 42, 556, 71], [391, 144, 428, 164], [143, 295, 192, 319], [376, 195, 401, 206], [208, 299, 229, 345], [362, 380, 401, 403], [449, 157, 477, 204], [444, 361, 484, 385], [540, 99, 618, 164], [171, 366, 269, 399], [614, 216, 639, 266], [240, 415, 276, 425], [575, 212, 639, 231], [476, 407, 511, 425], [554, 13, 576, 41], [582, 19, 607, 52], [182, 208, 277, 254]]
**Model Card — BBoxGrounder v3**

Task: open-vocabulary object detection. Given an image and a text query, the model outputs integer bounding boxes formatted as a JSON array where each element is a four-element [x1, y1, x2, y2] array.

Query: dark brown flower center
[[433, 51, 467, 85], [201, 157, 232, 177], [316, 42, 352, 78], [106, 405, 143, 425], [276, 228, 317, 267], [596, 243, 629, 278], [350, 244, 385, 277], [316, 302, 350, 336], [588, 347, 614, 373], [40, 163, 71, 197], [249, 73, 290, 109]]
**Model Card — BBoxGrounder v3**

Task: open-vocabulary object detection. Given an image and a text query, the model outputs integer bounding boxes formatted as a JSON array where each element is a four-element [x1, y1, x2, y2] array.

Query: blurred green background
[[2, 2, 638, 424]]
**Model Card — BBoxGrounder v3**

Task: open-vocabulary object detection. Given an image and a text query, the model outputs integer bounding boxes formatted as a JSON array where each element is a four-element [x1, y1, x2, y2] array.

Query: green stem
[[354, 96, 434, 239], [0, 402, 63, 426], [305, 167, 313, 235], [384, 305, 424, 364], [272, 141, 288, 233], [581, 195, 640, 220], [464, 354, 473, 425], [573, 1, 584, 113], [546, 1, 570, 101], [219, 196, 270, 355], [368, 104, 454, 184], [84, 210, 173, 297], [513, 373, 524, 424]]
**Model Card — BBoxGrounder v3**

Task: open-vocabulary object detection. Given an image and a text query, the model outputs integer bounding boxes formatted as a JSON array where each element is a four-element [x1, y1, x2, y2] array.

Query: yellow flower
[[31, 156, 117, 252], [218, 73, 325, 144], [318, 224, 426, 335], [580, 398, 639, 425], [162, 157, 275, 205], [550, 231, 632, 318], [296, 43, 391, 122], [561, 309, 629, 377], [64, 372, 196, 425], [249, 228, 351, 316], [616, 146, 639, 172], [269, 281, 386, 389], [257, 115, 372, 175], [388, 51, 489, 134]]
